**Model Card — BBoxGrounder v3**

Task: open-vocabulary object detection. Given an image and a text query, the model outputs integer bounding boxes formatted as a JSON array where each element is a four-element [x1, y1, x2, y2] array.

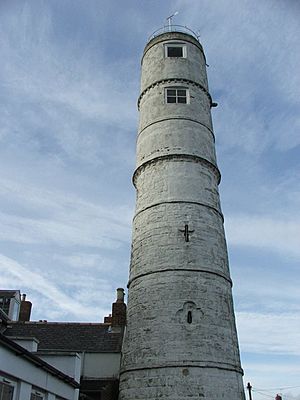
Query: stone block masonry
[[119, 30, 245, 399]]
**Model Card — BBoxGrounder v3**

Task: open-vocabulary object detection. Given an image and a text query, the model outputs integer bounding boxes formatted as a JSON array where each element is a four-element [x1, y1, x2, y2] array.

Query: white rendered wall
[[82, 353, 121, 379], [11, 337, 39, 352], [36, 351, 120, 381], [0, 345, 78, 400], [38, 352, 81, 383]]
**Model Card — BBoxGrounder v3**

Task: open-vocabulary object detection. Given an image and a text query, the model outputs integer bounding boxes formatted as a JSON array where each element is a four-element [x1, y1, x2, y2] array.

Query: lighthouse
[[119, 27, 245, 399]]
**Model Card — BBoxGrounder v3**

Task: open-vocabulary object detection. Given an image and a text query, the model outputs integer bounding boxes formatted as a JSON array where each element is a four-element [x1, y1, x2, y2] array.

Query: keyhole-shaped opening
[[187, 311, 192, 324]]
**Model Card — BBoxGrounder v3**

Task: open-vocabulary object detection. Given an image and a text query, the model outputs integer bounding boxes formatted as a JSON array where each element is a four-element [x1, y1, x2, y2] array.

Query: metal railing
[[148, 25, 200, 42]]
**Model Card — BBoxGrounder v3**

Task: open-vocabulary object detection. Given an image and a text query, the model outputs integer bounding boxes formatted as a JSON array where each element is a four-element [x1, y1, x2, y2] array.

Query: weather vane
[[166, 11, 178, 30]]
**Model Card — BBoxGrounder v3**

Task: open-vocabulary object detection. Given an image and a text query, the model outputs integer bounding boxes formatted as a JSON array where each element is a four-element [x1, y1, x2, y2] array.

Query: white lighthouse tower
[[119, 26, 245, 400]]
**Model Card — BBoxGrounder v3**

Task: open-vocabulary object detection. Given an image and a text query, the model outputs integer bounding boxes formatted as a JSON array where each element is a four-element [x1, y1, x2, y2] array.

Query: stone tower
[[119, 28, 245, 400]]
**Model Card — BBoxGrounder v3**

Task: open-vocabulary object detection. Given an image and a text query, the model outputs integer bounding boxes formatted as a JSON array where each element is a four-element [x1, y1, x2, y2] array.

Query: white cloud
[[0, 211, 123, 248], [0, 176, 132, 248], [52, 253, 113, 270], [0, 1, 138, 168], [237, 311, 300, 355], [176, 0, 300, 155], [225, 215, 300, 258], [0, 254, 109, 320]]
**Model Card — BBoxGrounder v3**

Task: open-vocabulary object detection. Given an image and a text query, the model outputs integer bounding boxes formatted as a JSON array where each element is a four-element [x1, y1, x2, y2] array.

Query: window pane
[[31, 394, 43, 400], [167, 46, 183, 57], [177, 90, 186, 96], [167, 96, 176, 103], [0, 382, 14, 400], [178, 96, 187, 103], [166, 89, 176, 96]]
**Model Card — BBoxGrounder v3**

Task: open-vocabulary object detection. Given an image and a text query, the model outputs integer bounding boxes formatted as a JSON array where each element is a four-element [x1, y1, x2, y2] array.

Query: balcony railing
[[148, 25, 200, 42]]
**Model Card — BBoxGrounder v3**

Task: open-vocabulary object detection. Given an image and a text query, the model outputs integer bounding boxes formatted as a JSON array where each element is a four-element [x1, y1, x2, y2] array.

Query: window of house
[[165, 88, 188, 104], [0, 380, 15, 400], [30, 390, 44, 400], [0, 297, 10, 316], [11, 301, 20, 321], [165, 43, 187, 58]]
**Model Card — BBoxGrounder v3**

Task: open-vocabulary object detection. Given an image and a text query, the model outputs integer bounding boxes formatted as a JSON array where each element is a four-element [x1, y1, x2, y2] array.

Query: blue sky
[[0, 0, 299, 398]]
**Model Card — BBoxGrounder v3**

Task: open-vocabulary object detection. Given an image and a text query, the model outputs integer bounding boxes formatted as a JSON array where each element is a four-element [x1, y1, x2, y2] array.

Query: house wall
[[82, 353, 121, 379], [0, 345, 78, 400], [11, 337, 39, 352], [38, 352, 81, 382]]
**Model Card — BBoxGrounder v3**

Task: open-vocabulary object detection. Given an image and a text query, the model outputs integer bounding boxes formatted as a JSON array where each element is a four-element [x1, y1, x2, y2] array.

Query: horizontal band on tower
[[137, 78, 212, 109], [127, 267, 233, 288], [133, 153, 221, 186], [138, 116, 215, 142], [120, 361, 243, 376], [133, 200, 224, 222]]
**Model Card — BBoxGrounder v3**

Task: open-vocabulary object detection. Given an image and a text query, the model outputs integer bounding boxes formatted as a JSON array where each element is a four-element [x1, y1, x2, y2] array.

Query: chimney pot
[[112, 288, 126, 327], [116, 288, 125, 303], [21, 294, 26, 301]]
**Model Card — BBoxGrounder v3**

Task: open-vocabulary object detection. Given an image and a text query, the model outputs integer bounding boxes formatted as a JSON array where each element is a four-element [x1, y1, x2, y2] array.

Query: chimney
[[104, 313, 112, 323], [111, 288, 126, 327], [19, 294, 32, 322], [116, 287, 125, 303]]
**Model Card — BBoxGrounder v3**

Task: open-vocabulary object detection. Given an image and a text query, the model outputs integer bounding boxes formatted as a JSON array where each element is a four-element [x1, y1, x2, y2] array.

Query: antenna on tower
[[166, 11, 179, 31]]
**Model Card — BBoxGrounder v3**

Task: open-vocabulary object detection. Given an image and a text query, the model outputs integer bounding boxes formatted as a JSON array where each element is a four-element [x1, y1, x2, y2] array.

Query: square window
[[165, 43, 186, 58], [177, 89, 186, 97], [167, 96, 176, 103], [167, 46, 183, 57], [177, 96, 187, 104], [165, 88, 188, 104], [167, 89, 176, 96]]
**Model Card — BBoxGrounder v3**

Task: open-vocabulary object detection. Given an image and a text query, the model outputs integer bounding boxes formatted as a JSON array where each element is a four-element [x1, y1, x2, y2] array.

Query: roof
[[0, 290, 20, 298], [0, 333, 79, 388], [4, 322, 123, 353]]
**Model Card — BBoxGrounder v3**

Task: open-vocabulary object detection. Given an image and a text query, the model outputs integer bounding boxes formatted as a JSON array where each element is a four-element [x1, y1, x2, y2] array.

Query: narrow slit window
[[187, 311, 192, 324], [165, 88, 188, 104]]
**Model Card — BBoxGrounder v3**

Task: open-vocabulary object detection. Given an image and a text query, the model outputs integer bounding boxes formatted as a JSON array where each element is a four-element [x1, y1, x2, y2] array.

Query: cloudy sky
[[0, 0, 299, 398]]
